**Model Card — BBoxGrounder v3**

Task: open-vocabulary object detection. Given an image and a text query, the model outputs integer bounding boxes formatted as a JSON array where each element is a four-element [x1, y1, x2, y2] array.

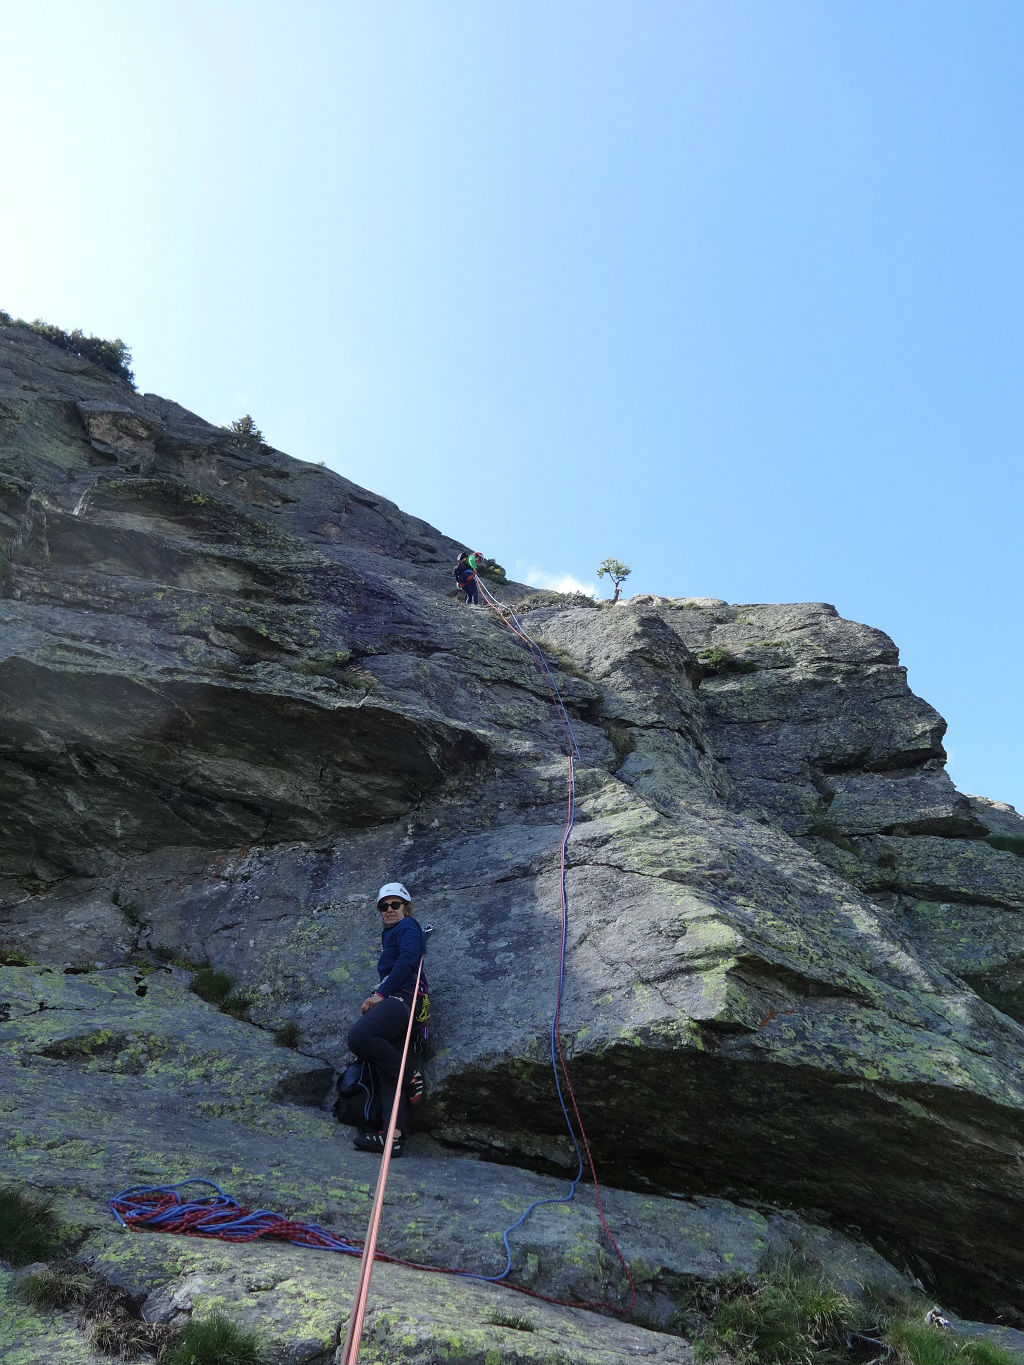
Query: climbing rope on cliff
[[333, 953, 423, 1360], [472, 575, 636, 1311]]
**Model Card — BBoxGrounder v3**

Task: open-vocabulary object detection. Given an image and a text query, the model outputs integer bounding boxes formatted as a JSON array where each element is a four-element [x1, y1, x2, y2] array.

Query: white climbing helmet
[[376, 882, 411, 905]]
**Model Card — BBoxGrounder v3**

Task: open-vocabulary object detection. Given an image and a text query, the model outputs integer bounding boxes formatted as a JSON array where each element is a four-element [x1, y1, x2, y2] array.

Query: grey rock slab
[[842, 835, 1024, 910], [0, 966, 333, 1119], [0, 887, 136, 966], [969, 796, 1024, 843], [824, 770, 985, 838], [898, 897, 1024, 1023]]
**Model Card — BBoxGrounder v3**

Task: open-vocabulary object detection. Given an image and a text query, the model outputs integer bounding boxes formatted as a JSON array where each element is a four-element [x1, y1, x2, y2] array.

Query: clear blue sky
[[4, 2, 1022, 811]]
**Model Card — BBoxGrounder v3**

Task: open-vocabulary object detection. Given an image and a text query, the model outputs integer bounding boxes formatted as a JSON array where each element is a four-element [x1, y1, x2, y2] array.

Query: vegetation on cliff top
[[0, 310, 134, 386]]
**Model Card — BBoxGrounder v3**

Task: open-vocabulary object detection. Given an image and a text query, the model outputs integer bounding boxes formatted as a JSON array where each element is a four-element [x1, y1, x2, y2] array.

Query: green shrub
[[190, 968, 234, 1005], [162, 1312, 267, 1365], [985, 833, 1024, 857], [0, 947, 34, 966], [0, 1186, 63, 1265], [274, 1020, 301, 1047], [697, 647, 758, 677], [478, 559, 507, 584], [226, 415, 265, 451]]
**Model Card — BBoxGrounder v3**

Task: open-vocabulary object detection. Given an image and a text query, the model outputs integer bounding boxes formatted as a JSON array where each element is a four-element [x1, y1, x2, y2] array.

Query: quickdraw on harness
[[411, 979, 431, 1055]]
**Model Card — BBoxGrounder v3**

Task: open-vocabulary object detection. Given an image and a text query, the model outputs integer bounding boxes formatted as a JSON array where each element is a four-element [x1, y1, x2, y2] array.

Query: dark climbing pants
[[347, 997, 411, 1134]]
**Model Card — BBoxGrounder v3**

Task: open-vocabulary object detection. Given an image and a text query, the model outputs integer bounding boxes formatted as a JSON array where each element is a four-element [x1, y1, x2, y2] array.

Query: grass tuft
[[153, 945, 204, 970], [697, 1257, 855, 1364], [88, 1314, 169, 1360], [485, 1310, 536, 1331], [221, 991, 256, 1020], [885, 1318, 1019, 1364], [190, 968, 234, 1005], [693, 1265, 1019, 1365], [0, 947, 34, 966], [533, 639, 591, 680], [274, 1020, 301, 1047], [697, 647, 758, 677], [162, 1312, 267, 1365], [0, 1186, 63, 1266], [15, 1264, 94, 1309]]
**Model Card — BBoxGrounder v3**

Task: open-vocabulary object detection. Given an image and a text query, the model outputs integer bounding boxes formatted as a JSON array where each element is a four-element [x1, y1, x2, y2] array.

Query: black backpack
[[333, 1059, 382, 1130]]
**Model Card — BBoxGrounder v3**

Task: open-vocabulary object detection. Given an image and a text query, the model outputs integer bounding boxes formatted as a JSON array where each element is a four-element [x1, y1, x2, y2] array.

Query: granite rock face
[[3, 325, 1024, 1361]]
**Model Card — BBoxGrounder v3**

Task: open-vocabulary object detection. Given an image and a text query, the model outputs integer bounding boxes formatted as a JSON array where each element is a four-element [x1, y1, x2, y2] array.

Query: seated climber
[[346, 882, 428, 1158]]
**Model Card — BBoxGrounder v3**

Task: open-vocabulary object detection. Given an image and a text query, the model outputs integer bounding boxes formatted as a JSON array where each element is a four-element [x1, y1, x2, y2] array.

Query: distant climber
[[454, 549, 482, 606], [346, 882, 428, 1158]]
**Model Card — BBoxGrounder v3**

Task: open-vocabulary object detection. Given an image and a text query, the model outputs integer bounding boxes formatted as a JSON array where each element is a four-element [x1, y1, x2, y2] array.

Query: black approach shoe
[[353, 1130, 404, 1157]]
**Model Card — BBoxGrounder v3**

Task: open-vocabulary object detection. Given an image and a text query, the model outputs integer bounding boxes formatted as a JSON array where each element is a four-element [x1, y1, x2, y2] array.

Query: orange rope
[[339, 957, 425, 1364]]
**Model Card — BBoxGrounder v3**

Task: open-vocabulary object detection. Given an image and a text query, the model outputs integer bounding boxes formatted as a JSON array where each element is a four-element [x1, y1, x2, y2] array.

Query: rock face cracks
[[3, 324, 1024, 1361]]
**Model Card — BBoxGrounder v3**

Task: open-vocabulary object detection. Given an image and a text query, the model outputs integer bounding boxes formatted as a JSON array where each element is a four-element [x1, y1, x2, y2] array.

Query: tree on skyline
[[596, 557, 631, 603]]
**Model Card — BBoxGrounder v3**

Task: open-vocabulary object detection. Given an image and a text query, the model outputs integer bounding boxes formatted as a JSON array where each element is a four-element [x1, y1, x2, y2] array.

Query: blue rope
[[109, 1178, 363, 1254]]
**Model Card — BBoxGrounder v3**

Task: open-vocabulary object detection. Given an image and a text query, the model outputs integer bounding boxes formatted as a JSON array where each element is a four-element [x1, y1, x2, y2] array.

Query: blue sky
[[4, 2, 1022, 810]]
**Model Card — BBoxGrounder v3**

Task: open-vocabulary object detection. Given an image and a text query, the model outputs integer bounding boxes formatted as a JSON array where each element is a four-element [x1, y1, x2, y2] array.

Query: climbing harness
[[108, 574, 636, 1358]]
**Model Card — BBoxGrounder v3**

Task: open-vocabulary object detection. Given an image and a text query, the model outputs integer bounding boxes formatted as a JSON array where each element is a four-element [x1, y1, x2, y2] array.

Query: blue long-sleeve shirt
[[375, 916, 427, 1000]]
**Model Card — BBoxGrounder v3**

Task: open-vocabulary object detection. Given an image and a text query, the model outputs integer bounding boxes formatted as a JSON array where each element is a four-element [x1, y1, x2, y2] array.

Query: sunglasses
[[378, 900, 405, 912]]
